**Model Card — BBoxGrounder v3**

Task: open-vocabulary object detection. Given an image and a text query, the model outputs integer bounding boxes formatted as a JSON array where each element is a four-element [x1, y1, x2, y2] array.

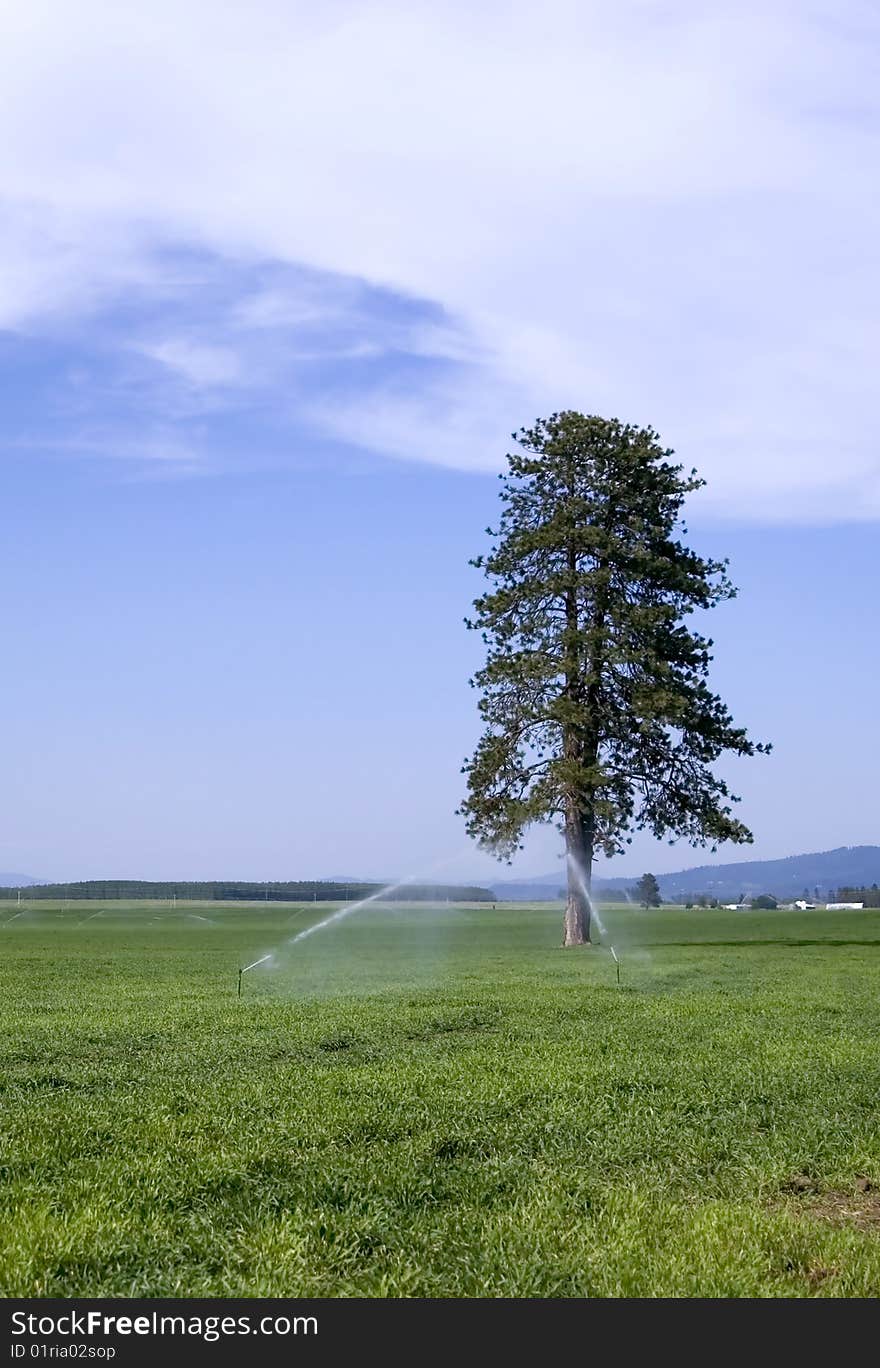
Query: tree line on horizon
[[834, 885, 880, 908], [0, 879, 496, 903], [589, 875, 880, 911]]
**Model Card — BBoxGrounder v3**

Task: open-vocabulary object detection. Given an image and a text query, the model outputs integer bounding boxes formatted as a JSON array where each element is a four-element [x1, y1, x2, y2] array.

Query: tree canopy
[[634, 873, 662, 908], [461, 412, 769, 945]]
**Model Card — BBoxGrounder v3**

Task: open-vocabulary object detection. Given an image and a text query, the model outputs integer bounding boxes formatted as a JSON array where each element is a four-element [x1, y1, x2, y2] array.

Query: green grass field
[[4, 898, 880, 1297]]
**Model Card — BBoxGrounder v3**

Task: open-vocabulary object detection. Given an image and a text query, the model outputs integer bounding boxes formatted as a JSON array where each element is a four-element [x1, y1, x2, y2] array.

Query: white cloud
[[17, 431, 205, 468], [0, 0, 878, 518], [138, 338, 242, 387]]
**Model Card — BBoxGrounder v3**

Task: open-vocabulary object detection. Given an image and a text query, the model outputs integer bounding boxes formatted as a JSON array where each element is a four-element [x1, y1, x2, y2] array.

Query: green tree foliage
[[461, 412, 768, 945], [752, 894, 778, 909], [634, 873, 662, 908]]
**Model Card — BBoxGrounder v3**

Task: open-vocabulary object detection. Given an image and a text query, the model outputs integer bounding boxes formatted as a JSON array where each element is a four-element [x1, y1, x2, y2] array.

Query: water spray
[[286, 854, 471, 950], [236, 850, 472, 994], [610, 943, 620, 986], [76, 909, 104, 928], [285, 879, 412, 949], [565, 853, 609, 941], [243, 953, 274, 971], [237, 952, 274, 997]]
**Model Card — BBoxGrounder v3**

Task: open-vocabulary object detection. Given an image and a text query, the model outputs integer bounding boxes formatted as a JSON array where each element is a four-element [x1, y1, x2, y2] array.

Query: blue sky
[[1, 1, 878, 884]]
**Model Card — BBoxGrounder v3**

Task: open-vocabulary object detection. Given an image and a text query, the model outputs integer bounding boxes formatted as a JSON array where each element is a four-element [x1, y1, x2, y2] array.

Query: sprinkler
[[238, 953, 273, 998], [610, 944, 620, 986]]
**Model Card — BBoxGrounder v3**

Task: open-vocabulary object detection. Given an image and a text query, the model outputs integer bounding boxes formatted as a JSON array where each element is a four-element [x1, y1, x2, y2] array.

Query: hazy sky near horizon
[[1, 1, 878, 884]]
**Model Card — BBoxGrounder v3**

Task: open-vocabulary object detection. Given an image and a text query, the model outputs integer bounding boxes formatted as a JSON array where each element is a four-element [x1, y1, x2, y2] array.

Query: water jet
[[565, 853, 608, 942], [238, 952, 274, 997]]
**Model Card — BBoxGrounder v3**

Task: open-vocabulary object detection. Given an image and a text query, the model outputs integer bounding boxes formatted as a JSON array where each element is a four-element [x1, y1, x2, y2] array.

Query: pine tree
[[460, 412, 769, 946], [634, 873, 662, 908]]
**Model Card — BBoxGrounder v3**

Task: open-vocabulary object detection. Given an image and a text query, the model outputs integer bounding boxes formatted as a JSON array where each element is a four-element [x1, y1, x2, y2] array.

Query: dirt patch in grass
[[781, 1174, 880, 1232], [809, 1261, 841, 1286], [811, 1189, 880, 1232], [781, 1173, 820, 1195]]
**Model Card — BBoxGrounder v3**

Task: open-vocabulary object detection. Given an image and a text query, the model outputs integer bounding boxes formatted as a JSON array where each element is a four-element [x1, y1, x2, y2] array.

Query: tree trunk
[[563, 801, 592, 946]]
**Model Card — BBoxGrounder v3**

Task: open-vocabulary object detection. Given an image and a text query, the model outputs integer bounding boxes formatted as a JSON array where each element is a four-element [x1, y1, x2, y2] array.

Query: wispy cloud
[[11, 430, 205, 470], [136, 339, 242, 388], [0, 1, 878, 518]]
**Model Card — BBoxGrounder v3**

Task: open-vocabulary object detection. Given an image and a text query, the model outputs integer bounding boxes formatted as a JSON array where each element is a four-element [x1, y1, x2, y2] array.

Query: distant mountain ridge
[[0, 873, 38, 887], [492, 846, 880, 902]]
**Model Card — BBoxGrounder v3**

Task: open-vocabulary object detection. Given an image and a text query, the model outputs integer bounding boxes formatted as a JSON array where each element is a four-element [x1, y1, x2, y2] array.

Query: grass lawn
[[3, 898, 880, 1296]]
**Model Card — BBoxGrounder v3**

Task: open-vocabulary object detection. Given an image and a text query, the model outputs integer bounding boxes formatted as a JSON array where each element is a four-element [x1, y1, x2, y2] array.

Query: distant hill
[[0, 873, 39, 887], [493, 846, 880, 903]]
